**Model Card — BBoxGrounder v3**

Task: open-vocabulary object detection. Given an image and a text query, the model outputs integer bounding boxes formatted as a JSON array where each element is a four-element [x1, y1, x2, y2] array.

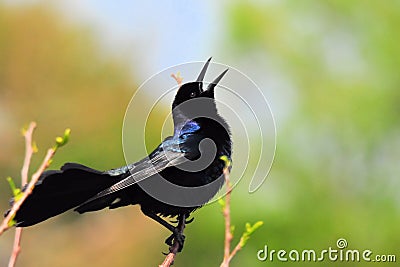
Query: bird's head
[[172, 57, 228, 125]]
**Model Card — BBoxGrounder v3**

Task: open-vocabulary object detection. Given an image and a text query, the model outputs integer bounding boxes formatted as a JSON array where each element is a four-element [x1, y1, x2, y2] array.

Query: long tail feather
[[7, 163, 122, 227]]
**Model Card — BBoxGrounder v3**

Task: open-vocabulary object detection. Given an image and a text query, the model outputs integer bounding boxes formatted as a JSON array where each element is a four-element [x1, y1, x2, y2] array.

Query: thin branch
[[227, 236, 244, 263], [220, 167, 233, 267], [159, 217, 186, 267], [7, 122, 37, 267], [0, 123, 68, 236], [171, 72, 183, 87], [219, 162, 263, 267], [21, 122, 36, 184], [159, 252, 175, 267], [8, 228, 22, 267], [0, 148, 56, 236]]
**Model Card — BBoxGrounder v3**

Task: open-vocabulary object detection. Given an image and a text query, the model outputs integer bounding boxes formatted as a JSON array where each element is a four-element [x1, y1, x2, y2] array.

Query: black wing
[[75, 144, 188, 210]]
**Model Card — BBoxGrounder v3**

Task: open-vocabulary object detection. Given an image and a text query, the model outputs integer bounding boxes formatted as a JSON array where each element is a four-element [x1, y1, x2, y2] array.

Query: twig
[[21, 122, 36, 185], [220, 167, 233, 267], [7, 122, 37, 267], [1, 123, 70, 266], [159, 251, 175, 267], [0, 125, 70, 236], [227, 236, 244, 263], [171, 72, 183, 87], [219, 159, 263, 267], [159, 217, 186, 267], [8, 227, 23, 267], [0, 146, 56, 236]]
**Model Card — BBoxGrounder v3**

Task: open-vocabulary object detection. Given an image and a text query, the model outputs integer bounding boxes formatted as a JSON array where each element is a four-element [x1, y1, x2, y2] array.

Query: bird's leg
[[141, 210, 186, 252], [142, 210, 176, 233], [165, 214, 186, 253]]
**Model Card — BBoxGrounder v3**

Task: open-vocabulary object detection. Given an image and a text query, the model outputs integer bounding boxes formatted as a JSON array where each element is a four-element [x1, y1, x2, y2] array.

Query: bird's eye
[[190, 92, 196, 98]]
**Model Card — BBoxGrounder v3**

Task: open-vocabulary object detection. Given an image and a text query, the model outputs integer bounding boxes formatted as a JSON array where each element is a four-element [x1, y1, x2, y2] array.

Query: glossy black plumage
[[5, 58, 231, 250]]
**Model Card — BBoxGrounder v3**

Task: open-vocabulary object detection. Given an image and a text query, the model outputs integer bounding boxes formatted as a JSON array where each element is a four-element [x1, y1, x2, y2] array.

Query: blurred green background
[[0, 1, 399, 266]]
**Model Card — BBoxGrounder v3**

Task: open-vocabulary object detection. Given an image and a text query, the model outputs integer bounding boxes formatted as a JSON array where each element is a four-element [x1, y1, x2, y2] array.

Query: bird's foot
[[165, 230, 186, 252]]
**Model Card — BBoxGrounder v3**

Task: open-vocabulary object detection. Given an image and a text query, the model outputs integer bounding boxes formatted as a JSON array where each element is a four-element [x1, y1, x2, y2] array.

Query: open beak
[[196, 57, 228, 92], [196, 57, 212, 85], [206, 68, 228, 92]]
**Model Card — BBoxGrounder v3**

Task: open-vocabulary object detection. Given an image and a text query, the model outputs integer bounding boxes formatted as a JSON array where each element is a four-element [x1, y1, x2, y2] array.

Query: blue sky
[[3, 0, 290, 126], [56, 0, 225, 76]]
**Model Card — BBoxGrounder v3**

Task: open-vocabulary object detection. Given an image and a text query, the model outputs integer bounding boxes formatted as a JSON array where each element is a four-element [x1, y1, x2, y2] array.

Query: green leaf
[[20, 127, 27, 136], [219, 155, 232, 168], [32, 141, 38, 153], [239, 221, 264, 248], [8, 218, 16, 227], [54, 128, 71, 149], [218, 198, 226, 208], [6, 177, 22, 200], [230, 225, 235, 235]]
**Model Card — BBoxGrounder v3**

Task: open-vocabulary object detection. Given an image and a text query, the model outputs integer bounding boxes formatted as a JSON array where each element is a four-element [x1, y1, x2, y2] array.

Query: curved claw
[[164, 231, 186, 252], [165, 233, 174, 246], [185, 217, 194, 224]]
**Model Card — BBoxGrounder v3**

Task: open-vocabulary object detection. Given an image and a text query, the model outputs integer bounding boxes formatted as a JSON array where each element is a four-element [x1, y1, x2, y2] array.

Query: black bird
[[5, 57, 232, 252]]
